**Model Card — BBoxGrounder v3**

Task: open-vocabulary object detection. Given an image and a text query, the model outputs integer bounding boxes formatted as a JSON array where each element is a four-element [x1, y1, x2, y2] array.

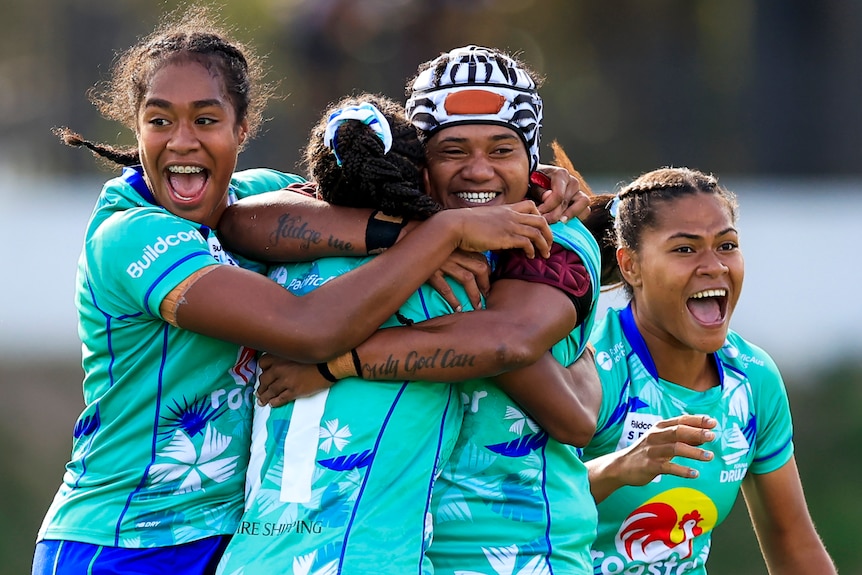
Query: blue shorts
[[32, 536, 230, 575]]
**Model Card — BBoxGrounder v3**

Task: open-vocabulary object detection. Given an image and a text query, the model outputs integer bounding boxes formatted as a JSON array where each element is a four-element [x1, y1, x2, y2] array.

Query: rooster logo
[[615, 487, 717, 563]]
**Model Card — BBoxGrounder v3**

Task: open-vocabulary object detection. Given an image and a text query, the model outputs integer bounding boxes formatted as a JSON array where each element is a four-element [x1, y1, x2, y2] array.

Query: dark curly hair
[[54, 4, 271, 167], [304, 93, 442, 221]]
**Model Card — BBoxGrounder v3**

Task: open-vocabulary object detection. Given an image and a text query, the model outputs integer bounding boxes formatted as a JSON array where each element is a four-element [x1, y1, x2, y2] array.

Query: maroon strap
[[493, 243, 592, 322], [285, 181, 320, 199]]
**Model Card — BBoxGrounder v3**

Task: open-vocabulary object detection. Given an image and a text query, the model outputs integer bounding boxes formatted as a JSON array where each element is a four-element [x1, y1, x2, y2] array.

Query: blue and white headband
[[405, 45, 543, 171], [323, 103, 393, 166]]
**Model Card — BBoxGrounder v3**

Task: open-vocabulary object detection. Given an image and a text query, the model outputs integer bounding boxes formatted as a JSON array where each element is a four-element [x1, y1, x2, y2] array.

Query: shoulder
[[720, 331, 784, 387], [550, 219, 601, 269], [230, 168, 306, 198], [590, 309, 630, 385]]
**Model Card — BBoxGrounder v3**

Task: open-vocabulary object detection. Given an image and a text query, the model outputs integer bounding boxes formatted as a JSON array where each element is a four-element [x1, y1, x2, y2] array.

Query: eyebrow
[[667, 226, 738, 241], [435, 131, 520, 145], [143, 98, 225, 110]]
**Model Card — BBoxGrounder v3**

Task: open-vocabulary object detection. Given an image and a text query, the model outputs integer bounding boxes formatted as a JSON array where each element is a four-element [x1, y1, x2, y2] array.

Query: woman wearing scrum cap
[[248, 45, 614, 574]]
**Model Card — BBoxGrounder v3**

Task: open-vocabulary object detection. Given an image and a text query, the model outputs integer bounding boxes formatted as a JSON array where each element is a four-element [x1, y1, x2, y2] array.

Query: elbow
[[542, 407, 597, 448], [546, 418, 596, 449], [493, 335, 548, 372]]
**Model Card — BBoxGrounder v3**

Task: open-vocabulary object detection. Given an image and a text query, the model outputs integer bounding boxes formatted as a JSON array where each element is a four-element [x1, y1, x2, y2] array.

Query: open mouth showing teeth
[[168, 165, 204, 174], [687, 289, 728, 325], [166, 165, 208, 201], [456, 191, 499, 204]]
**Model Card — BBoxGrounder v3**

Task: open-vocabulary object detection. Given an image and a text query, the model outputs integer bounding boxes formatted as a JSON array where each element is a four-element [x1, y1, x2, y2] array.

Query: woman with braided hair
[[581, 168, 836, 574], [240, 46, 610, 574], [31, 11, 558, 574]]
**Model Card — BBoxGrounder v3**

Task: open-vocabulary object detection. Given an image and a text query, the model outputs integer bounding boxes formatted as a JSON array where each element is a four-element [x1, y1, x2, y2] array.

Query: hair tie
[[323, 103, 393, 166], [607, 195, 621, 219]]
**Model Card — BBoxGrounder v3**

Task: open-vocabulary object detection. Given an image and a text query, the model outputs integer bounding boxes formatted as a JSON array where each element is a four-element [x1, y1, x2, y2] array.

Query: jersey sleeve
[[229, 168, 306, 199], [86, 207, 218, 320], [492, 243, 590, 317], [738, 336, 795, 475]]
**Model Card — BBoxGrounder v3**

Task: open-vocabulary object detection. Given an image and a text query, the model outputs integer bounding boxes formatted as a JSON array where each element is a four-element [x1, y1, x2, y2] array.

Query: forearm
[[742, 470, 837, 574], [355, 312, 534, 382], [586, 454, 628, 504], [356, 279, 575, 381], [219, 189, 384, 260], [493, 352, 599, 447]]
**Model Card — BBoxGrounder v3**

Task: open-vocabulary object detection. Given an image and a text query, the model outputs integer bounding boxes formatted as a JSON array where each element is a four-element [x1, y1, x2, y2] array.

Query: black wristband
[[350, 348, 363, 378], [366, 210, 406, 254], [316, 362, 338, 383]]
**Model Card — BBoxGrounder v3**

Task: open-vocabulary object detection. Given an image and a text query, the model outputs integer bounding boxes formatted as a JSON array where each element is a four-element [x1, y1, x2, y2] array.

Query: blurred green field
[[3, 359, 859, 575]]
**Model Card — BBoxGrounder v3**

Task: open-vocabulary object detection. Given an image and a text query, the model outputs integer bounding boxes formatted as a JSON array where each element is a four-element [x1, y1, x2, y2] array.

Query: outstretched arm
[[168, 202, 552, 363], [741, 458, 836, 574]]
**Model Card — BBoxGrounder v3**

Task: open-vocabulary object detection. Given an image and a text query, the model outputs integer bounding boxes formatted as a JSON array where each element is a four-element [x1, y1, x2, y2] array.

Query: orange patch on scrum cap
[[444, 90, 506, 115]]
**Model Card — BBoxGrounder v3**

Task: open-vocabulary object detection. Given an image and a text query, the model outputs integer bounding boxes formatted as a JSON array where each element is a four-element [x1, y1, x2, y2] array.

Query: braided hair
[[305, 93, 442, 221], [614, 167, 738, 253], [55, 4, 270, 167]]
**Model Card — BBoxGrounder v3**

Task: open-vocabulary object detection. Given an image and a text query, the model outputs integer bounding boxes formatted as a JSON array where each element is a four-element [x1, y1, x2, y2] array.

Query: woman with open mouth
[[582, 167, 836, 574]]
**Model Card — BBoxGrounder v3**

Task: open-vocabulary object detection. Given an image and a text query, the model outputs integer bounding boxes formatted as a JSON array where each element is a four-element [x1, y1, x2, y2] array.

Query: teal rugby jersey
[[584, 304, 794, 575], [37, 167, 304, 548], [218, 256, 472, 575], [427, 218, 602, 575]]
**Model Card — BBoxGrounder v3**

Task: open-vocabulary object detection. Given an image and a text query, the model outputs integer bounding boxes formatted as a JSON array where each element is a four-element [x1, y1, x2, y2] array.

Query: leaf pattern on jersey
[[159, 395, 225, 441], [720, 376, 754, 464], [318, 449, 373, 472], [455, 544, 550, 575], [149, 424, 238, 493], [486, 431, 548, 458], [73, 406, 101, 439], [504, 406, 540, 435], [319, 419, 352, 453], [293, 548, 339, 575]]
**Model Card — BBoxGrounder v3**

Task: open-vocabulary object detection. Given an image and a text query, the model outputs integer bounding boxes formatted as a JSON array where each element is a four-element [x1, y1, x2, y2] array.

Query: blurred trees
[[2, 0, 861, 181]]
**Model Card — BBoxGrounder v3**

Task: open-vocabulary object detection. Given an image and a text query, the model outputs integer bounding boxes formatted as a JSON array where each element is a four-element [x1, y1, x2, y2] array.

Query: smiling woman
[[580, 167, 837, 574], [32, 8, 556, 575]]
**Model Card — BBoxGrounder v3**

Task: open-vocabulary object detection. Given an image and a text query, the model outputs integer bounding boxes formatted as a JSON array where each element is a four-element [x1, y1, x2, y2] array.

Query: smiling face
[[423, 124, 530, 209], [136, 57, 248, 227], [619, 192, 744, 355]]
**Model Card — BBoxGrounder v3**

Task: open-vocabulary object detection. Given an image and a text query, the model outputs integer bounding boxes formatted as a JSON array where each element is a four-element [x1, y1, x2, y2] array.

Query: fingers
[[267, 390, 296, 408], [255, 371, 281, 406], [563, 191, 591, 223], [427, 270, 464, 312], [534, 166, 582, 224], [435, 251, 490, 310]]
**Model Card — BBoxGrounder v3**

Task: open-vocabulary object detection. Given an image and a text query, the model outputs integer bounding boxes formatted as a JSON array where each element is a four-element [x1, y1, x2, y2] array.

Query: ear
[[237, 119, 249, 147], [422, 168, 436, 202], [617, 247, 642, 288]]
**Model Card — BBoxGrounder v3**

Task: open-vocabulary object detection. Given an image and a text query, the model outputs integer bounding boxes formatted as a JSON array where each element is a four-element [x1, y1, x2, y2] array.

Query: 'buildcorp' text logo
[[126, 232, 206, 278]]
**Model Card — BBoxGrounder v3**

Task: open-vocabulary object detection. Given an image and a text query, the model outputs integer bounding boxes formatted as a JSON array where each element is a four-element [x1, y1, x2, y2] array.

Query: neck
[[629, 302, 719, 392]]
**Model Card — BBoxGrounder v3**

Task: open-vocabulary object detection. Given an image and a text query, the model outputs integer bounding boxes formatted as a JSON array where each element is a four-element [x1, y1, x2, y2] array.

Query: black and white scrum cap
[[405, 45, 543, 170]]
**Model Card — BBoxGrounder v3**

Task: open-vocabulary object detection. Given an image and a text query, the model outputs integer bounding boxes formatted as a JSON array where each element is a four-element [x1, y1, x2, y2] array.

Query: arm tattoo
[[270, 212, 322, 250], [363, 348, 477, 380]]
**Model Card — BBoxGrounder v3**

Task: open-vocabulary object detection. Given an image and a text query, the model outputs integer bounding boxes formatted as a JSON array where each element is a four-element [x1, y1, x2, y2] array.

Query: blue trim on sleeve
[[122, 166, 156, 205], [142, 251, 214, 316], [753, 435, 794, 465]]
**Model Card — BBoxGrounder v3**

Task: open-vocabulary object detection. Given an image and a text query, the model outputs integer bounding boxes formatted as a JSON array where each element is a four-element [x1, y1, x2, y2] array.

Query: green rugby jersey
[[427, 218, 602, 575], [218, 256, 472, 575], [37, 167, 304, 548], [584, 304, 794, 574]]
